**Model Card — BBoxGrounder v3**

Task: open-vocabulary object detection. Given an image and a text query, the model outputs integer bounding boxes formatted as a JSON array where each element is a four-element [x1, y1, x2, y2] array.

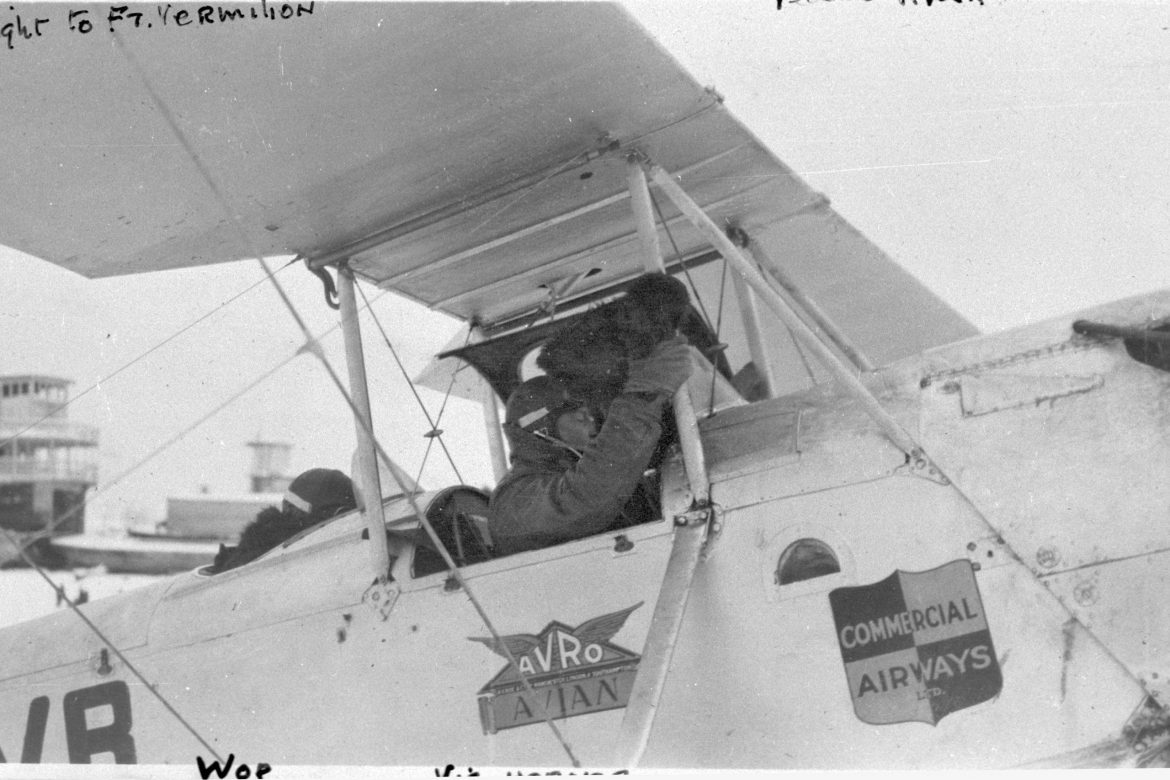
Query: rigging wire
[[7, 273, 410, 765], [0, 525, 224, 762], [464, 98, 721, 241], [353, 278, 465, 485], [19, 349, 301, 554], [412, 327, 474, 488], [11, 261, 302, 553], [648, 184, 737, 409], [707, 259, 730, 418], [471, 96, 721, 238], [0, 263, 294, 453], [469, 145, 609, 237], [113, 30, 582, 766], [786, 319, 819, 385], [647, 186, 717, 335], [13, 265, 383, 553]]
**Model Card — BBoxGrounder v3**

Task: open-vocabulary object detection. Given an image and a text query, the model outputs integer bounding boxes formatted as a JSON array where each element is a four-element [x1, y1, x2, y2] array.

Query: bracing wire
[[8, 265, 390, 763], [353, 278, 465, 485], [413, 438, 434, 491], [0, 523, 224, 761], [648, 185, 737, 408], [786, 320, 819, 385], [647, 186, 717, 335], [412, 326, 474, 488], [470, 145, 607, 237], [113, 30, 582, 766], [15, 281, 388, 556], [20, 352, 300, 556], [469, 98, 716, 240], [0, 263, 294, 453], [707, 259, 730, 418]]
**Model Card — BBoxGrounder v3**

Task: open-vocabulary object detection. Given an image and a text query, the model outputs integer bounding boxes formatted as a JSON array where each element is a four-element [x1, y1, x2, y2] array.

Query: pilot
[[489, 335, 694, 555], [212, 468, 357, 572]]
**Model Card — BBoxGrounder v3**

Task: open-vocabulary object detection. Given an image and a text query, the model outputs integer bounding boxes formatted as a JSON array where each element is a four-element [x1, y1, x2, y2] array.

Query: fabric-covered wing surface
[[2, 1, 975, 370]]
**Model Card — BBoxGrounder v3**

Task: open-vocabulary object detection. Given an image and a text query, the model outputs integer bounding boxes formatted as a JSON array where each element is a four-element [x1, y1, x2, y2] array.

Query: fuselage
[[1, 289, 1168, 769]]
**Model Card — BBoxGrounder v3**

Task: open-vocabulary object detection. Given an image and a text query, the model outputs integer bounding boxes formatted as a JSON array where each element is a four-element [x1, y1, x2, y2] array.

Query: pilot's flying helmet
[[283, 468, 357, 521], [503, 375, 583, 438]]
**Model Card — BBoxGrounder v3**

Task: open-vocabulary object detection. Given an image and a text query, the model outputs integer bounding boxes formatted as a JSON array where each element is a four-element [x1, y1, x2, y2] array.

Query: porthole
[[776, 538, 840, 585]]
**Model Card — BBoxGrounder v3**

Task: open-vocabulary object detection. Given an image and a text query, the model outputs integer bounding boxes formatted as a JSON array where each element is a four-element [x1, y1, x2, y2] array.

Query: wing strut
[[729, 269, 779, 398], [473, 326, 511, 482], [645, 160, 930, 463], [615, 156, 713, 768], [731, 228, 875, 373], [117, 30, 582, 762], [617, 154, 948, 766], [626, 157, 710, 504], [337, 265, 394, 581]]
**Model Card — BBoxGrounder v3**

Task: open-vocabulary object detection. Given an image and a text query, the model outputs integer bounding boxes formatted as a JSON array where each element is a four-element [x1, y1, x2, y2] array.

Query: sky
[[1, 0, 1168, 531]]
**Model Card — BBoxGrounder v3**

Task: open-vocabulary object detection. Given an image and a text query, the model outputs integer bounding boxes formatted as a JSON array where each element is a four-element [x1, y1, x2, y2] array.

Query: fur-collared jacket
[[489, 392, 669, 556]]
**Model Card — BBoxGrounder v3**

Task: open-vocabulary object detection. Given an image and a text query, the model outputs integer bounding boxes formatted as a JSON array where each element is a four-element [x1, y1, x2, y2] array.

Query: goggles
[[516, 394, 588, 435]]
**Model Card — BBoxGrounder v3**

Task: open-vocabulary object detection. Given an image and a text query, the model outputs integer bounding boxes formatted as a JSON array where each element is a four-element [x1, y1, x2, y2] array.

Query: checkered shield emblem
[[829, 560, 1002, 726]]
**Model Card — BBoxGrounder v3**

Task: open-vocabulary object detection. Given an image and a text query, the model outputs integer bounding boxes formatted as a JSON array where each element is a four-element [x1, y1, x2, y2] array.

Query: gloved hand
[[623, 335, 694, 397]]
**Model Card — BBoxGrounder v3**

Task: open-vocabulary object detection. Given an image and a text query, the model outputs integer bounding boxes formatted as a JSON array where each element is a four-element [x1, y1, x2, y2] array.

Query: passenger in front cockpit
[[212, 468, 357, 573], [488, 335, 693, 556]]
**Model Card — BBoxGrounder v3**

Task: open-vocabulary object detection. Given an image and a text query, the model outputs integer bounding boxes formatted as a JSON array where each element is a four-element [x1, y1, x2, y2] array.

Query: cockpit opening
[[411, 486, 494, 578]]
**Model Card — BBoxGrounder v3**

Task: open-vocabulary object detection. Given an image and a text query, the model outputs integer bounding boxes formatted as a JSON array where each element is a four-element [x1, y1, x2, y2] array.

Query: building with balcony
[[0, 376, 98, 557]]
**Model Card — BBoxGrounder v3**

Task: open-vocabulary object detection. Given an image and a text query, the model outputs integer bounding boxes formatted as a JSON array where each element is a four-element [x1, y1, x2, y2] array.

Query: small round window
[[776, 538, 840, 585]]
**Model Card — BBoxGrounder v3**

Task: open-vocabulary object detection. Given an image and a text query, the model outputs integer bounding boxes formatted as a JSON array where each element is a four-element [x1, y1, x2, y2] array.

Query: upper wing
[[3, 2, 975, 368]]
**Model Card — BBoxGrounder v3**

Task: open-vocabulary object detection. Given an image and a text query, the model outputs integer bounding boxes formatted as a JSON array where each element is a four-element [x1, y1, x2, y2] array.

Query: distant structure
[[0, 375, 98, 564], [161, 439, 291, 541], [51, 440, 295, 574], [247, 439, 293, 494]]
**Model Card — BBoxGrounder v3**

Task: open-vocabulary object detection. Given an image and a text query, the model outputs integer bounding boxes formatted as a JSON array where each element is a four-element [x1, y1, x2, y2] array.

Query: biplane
[[1, 1, 1169, 771]]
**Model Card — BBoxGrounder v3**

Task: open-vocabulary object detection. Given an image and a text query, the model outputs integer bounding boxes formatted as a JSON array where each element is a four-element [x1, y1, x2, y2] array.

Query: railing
[[0, 460, 98, 483], [0, 420, 99, 446]]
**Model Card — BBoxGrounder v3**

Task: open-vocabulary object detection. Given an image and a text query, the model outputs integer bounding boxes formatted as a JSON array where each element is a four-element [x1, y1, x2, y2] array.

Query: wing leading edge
[[3, 1, 975, 369]]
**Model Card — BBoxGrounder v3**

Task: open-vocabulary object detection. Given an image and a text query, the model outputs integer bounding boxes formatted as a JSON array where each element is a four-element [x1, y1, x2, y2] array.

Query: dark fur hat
[[213, 469, 356, 573], [213, 506, 301, 571], [282, 468, 355, 520], [536, 273, 690, 410]]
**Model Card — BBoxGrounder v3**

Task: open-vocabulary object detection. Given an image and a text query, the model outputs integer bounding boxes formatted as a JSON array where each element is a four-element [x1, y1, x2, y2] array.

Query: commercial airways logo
[[469, 603, 642, 734], [829, 560, 1002, 726]]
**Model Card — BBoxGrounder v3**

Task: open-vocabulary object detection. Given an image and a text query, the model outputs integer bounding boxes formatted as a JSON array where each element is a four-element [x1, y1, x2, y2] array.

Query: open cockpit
[[17, 3, 1170, 769]]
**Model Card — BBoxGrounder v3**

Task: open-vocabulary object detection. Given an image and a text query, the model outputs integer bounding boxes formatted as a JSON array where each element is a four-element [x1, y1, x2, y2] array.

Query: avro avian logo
[[469, 603, 643, 734]]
